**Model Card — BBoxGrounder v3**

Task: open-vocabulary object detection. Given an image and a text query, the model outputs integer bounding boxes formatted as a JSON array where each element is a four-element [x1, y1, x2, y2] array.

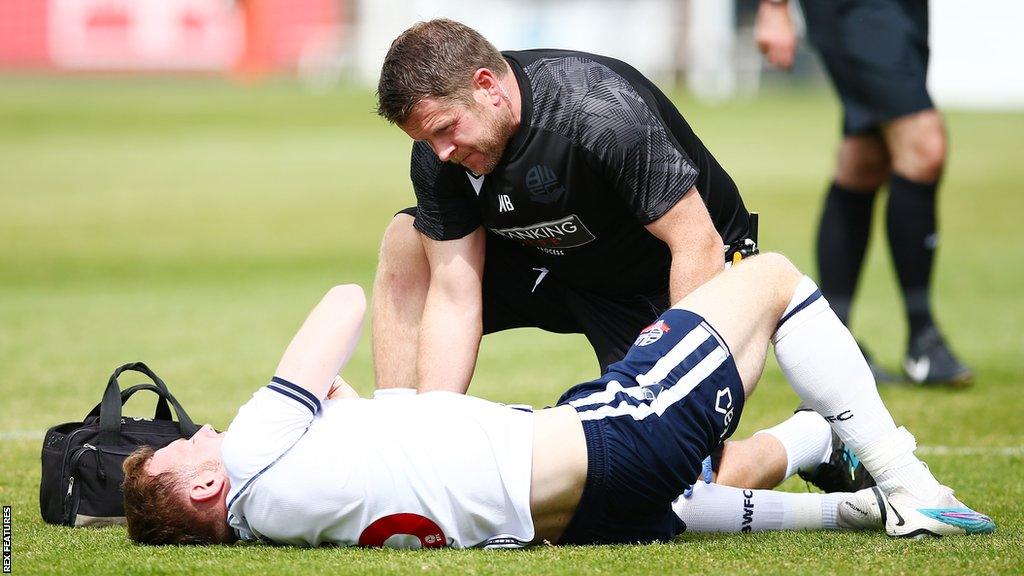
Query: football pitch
[[1, 77, 1022, 574]]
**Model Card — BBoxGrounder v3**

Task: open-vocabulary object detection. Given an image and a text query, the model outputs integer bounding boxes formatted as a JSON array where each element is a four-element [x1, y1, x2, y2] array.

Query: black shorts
[[555, 309, 745, 544], [398, 208, 671, 372], [803, 0, 933, 135]]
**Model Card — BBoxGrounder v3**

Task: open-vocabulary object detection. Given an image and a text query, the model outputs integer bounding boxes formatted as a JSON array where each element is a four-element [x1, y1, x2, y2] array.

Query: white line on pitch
[[918, 445, 1024, 457]]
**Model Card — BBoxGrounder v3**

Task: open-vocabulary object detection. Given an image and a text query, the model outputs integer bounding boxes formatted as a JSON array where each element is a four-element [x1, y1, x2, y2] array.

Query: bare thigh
[[672, 253, 802, 397]]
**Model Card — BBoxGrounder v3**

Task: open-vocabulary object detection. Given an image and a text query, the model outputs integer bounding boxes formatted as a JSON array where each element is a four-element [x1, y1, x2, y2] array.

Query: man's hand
[[327, 375, 361, 400], [755, 0, 797, 70]]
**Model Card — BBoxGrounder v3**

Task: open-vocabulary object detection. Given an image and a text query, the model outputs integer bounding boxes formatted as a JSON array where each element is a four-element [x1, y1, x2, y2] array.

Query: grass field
[[1, 76, 1022, 575]]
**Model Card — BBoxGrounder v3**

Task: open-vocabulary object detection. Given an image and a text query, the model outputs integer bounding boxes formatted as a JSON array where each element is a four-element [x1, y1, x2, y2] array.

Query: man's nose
[[434, 140, 456, 162]]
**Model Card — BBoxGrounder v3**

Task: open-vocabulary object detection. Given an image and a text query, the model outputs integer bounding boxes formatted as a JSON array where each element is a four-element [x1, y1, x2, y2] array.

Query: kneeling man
[[122, 254, 994, 546]]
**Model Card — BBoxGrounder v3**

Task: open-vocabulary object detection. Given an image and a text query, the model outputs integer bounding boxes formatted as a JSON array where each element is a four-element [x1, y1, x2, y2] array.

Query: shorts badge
[[634, 320, 670, 347]]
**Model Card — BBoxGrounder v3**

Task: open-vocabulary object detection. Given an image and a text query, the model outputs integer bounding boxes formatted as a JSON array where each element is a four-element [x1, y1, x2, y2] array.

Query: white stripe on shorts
[[567, 379, 649, 408], [567, 323, 712, 409], [575, 323, 729, 422], [578, 347, 728, 422], [635, 323, 714, 388]]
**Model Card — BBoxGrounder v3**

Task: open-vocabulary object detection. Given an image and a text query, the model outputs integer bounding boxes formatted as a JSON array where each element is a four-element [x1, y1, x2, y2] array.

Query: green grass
[[1, 76, 1022, 575]]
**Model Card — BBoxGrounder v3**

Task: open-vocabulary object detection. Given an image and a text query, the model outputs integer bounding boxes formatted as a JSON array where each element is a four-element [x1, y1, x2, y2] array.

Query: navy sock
[[885, 173, 938, 340], [816, 182, 878, 325]]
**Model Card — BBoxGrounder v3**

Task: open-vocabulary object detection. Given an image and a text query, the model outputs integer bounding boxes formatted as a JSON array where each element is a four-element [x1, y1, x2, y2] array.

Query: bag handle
[[97, 362, 200, 445], [87, 383, 173, 421]]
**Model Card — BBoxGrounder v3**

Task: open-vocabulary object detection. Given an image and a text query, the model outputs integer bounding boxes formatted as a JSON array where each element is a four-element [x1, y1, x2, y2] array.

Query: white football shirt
[[221, 379, 536, 548]]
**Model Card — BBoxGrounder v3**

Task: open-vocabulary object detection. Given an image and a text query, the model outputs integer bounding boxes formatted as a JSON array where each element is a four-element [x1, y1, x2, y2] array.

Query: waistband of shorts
[[557, 418, 607, 544]]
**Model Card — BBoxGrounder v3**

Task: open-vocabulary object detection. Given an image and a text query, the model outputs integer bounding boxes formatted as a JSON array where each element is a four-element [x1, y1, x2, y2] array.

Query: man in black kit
[[373, 18, 756, 396], [755, 0, 971, 385]]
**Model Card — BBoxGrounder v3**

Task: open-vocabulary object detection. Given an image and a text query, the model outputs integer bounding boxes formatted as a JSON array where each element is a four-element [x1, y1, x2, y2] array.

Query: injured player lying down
[[121, 253, 994, 547]]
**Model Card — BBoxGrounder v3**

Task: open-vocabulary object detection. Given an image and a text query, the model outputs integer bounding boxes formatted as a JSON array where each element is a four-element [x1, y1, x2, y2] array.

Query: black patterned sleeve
[[574, 76, 700, 225], [409, 141, 481, 240]]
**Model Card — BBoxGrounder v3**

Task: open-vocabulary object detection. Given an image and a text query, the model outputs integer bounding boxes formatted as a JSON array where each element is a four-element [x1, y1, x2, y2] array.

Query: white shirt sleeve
[[222, 376, 322, 485]]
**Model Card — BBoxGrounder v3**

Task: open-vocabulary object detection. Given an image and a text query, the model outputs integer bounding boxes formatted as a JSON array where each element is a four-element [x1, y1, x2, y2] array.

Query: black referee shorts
[[396, 208, 670, 373], [480, 233, 671, 373], [803, 0, 934, 135]]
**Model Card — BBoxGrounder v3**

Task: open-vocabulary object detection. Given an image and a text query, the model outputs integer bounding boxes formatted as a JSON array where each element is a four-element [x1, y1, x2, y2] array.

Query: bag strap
[[97, 362, 200, 445], [87, 384, 172, 421]]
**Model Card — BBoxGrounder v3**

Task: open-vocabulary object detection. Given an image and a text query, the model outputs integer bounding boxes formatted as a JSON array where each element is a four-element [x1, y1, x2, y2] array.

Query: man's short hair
[[376, 18, 508, 124], [121, 446, 235, 545]]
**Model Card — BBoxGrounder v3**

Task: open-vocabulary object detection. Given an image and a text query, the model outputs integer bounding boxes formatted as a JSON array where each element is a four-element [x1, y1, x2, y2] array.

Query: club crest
[[634, 320, 670, 347]]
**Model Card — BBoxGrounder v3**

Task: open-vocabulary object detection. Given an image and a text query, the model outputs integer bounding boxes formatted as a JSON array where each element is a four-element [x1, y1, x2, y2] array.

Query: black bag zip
[[63, 444, 95, 524]]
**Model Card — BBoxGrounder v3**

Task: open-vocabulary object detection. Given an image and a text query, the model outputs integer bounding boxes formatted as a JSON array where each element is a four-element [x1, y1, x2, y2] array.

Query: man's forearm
[[415, 288, 483, 394]]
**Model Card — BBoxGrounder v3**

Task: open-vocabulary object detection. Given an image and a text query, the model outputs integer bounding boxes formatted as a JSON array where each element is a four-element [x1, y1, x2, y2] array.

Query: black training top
[[410, 49, 750, 296]]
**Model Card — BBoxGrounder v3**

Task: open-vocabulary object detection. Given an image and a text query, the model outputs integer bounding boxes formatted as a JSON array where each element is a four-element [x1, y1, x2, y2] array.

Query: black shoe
[[797, 431, 876, 493], [903, 326, 974, 387], [858, 342, 898, 384]]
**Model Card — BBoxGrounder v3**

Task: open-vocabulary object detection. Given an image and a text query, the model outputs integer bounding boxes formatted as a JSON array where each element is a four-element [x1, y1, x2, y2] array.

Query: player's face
[[400, 96, 514, 175], [148, 424, 225, 476]]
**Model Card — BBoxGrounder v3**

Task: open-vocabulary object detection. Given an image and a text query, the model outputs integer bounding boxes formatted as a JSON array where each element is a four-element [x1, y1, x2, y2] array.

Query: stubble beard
[[473, 107, 516, 175]]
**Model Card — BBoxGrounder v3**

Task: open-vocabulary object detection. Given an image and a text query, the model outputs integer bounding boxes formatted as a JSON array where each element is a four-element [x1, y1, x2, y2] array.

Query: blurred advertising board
[[0, 0, 342, 74]]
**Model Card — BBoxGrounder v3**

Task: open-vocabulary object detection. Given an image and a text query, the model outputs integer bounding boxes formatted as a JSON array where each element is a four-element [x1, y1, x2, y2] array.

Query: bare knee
[[908, 129, 946, 181], [747, 252, 802, 285], [734, 252, 803, 319], [835, 134, 891, 190], [886, 110, 947, 182]]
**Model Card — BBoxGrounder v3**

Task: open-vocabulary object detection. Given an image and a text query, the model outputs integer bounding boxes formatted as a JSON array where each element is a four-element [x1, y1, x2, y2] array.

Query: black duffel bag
[[40, 362, 199, 527]]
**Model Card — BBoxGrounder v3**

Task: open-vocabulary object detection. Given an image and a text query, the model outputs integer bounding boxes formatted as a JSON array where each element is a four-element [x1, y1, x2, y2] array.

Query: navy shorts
[[803, 0, 933, 135], [555, 309, 745, 545]]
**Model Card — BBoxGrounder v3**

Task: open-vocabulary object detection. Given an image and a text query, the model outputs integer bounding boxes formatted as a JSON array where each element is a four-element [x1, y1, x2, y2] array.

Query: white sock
[[772, 276, 942, 501], [672, 483, 845, 532], [755, 410, 834, 479]]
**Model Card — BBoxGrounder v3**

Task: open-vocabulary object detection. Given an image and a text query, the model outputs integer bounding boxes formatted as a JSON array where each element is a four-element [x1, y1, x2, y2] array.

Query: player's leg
[[715, 408, 876, 493], [672, 482, 886, 533], [766, 266, 994, 536], [716, 410, 831, 489], [668, 252, 798, 397], [372, 211, 429, 391], [677, 252, 994, 536], [882, 110, 972, 385], [712, 434, 788, 489]]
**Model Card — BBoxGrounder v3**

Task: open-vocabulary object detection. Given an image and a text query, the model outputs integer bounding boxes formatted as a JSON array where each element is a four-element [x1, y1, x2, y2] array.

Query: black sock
[[816, 182, 878, 325], [886, 173, 938, 340]]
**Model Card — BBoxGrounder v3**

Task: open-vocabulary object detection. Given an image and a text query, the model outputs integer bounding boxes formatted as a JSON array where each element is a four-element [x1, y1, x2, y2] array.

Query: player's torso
[[231, 394, 536, 549]]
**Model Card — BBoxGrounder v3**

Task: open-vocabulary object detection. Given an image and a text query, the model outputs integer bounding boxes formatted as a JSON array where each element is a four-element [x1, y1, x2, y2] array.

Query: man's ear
[[189, 470, 226, 504], [472, 68, 504, 106]]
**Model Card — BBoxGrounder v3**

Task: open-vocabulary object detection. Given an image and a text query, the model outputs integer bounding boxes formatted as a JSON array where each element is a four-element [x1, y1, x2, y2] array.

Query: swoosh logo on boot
[[888, 501, 906, 527], [904, 356, 930, 382]]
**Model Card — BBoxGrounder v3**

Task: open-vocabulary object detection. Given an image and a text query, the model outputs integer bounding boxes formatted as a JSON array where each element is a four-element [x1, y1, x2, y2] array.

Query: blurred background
[[3, 0, 1024, 106], [2, 0, 1022, 439], [2, 4, 1023, 571]]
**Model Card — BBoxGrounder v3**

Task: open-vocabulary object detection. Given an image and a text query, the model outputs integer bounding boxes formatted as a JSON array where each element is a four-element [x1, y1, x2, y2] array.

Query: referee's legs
[[816, 133, 889, 326], [881, 109, 945, 341]]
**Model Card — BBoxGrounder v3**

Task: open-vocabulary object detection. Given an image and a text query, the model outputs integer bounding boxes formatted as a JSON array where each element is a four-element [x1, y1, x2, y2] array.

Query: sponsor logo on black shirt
[[492, 214, 595, 254]]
